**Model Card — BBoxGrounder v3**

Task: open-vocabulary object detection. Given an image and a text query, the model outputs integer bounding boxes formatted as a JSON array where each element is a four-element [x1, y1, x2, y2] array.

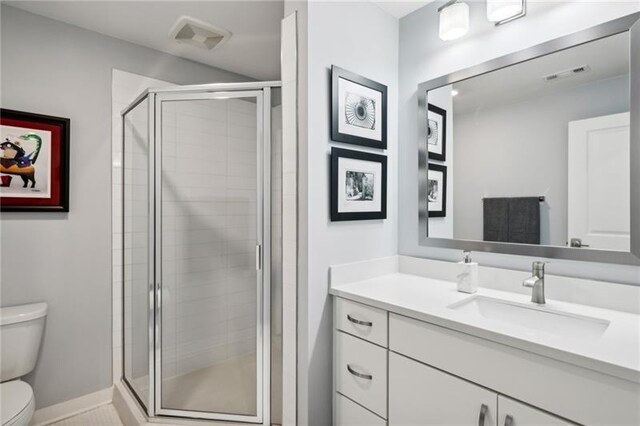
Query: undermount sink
[[447, 296, 610, 340]]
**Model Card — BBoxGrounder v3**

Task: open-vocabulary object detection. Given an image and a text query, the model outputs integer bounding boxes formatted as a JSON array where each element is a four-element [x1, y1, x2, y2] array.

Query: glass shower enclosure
[[121, 82, 280, 424]]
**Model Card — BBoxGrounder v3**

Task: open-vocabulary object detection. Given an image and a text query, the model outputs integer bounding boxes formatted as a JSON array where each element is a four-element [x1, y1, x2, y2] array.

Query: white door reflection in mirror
[[568, 113, 630, 251]]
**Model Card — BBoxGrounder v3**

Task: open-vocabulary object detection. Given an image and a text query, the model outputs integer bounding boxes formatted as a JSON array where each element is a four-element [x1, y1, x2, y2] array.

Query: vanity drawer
[[335, 297, 388, 347], [335, 331, 388, 418], [335, 393, 386, 426]]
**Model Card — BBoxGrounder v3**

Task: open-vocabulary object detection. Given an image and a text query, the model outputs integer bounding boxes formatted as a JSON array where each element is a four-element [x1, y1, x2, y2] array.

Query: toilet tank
[[0, 303, 47, 382]]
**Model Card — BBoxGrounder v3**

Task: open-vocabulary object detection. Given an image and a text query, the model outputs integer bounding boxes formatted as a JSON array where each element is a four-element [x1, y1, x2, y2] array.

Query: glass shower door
[[122, 97, 152, 410], [154, 90, 269, 423]]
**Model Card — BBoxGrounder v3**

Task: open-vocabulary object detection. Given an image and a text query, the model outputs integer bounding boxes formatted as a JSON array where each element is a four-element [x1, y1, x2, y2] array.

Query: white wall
[[453, 75, 629, 245], [114, 76, 285, 419], [301, 2, 399, 424], [0, 5, 247, 409], [398, 1, 640, 285], [280, 11, 299, 426]]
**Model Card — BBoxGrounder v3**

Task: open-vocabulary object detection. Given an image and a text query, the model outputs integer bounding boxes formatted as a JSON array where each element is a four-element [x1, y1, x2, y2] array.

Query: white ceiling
[[5, 1, 284, 81], [373, 0, 435, 18], [451, 32, 630, 114]]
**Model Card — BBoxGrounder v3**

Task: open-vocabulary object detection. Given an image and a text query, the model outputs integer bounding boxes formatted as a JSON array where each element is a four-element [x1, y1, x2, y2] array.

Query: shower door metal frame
[[121, 92, 155, 415], [122, 81, 277, 425]]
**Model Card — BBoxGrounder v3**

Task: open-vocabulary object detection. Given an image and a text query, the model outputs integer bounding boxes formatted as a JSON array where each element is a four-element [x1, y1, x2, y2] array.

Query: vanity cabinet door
[[389, 352, 498, 426], [498, 396, 576, 426]]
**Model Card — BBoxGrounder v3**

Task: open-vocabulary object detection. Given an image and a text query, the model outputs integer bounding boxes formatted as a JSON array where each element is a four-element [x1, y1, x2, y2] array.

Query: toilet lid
[[0, 381, 33, 425]]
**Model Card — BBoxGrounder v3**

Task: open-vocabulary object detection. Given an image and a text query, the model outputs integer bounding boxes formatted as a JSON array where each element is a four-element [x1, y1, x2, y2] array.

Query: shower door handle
[[256, 244, 262, 270]]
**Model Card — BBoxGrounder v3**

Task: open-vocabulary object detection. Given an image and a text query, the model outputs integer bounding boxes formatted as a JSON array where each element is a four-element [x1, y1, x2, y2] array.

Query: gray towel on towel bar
[[483, 197, 540, 245], [483, 198, 509, 243]]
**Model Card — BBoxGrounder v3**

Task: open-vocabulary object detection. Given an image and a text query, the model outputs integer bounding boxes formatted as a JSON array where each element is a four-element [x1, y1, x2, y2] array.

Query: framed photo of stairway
[[0, 109, 70, 212]]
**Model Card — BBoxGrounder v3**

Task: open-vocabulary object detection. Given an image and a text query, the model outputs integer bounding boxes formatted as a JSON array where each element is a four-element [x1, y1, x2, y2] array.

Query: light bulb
[[439, 2, 470, 41]]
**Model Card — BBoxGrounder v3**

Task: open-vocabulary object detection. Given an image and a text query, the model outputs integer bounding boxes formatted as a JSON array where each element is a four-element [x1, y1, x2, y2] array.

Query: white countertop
[[330, 272, 640, 384]]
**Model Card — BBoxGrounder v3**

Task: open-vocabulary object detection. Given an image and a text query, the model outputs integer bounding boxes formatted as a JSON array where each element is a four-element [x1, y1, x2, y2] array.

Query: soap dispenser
[[457, 251, 478, 294]]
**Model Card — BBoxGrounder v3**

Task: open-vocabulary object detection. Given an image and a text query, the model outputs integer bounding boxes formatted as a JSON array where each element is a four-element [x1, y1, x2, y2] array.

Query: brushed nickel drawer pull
[[504, 415, 513, 426], [347, 364, 372, 380], [478, 404, 488, 426], [347, 314, 373, 327]]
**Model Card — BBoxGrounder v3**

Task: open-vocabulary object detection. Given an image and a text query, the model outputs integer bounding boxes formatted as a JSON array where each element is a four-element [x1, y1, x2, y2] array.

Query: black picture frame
[[427, 163, 447, 218], [1, 109, 70, 212], [331, 65, 388, 149], [331, 147, 387, 221], [427, 103, 447, 162]]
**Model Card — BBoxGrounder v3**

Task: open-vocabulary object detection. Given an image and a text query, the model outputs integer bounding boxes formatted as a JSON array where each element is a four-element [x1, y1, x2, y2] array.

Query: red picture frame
[[1, 109, 70, 212]]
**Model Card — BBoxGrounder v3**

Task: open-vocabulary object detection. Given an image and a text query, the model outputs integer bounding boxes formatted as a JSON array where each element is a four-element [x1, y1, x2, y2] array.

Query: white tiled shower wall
[[160, 97, 259, 378], [112, 71, 285, 401], [113, 71, 262, 384]]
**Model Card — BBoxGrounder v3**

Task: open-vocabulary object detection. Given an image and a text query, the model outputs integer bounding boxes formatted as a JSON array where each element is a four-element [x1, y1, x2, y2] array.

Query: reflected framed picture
[[427, 163, 447, 217], [427, 103, 447, 161], [1, 109, 70, 212], [331, 66, 387, 149], [331, 147, 387, 221]]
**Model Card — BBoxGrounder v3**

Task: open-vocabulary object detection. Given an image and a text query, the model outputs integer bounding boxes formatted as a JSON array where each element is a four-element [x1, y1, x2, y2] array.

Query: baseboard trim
[[30, 387, 113, 426], [112, 381, 147, 426]]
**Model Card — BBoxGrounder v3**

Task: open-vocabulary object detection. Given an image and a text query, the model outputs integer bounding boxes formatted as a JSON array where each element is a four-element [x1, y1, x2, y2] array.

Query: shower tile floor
[[162, 343, 281, 421], [162, 352, 257, 415]]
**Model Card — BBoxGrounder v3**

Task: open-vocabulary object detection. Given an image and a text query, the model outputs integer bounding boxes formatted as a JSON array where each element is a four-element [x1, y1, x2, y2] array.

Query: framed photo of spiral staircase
[[331, 65, 387, 149], [0, 109, 70, 212]]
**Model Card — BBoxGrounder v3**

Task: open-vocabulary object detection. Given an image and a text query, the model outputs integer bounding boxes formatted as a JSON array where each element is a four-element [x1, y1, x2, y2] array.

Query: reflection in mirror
[[426, 31, 630, 252]]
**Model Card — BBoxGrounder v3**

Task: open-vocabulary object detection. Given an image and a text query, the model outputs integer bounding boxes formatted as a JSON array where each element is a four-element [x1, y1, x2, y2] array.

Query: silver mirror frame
[[418, 12, 640, 265]]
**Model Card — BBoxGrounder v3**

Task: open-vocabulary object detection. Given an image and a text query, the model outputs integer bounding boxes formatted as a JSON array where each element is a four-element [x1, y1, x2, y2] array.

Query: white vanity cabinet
[[333, 298, 389, 425], [388, 352, 497, 426], [387, 352, 577, 426], [333, 295, 639, 426]]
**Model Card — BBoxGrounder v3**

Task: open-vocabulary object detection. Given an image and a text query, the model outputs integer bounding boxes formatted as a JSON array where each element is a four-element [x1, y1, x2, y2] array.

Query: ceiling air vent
[[169, 16, 231, 51], [543, 64, 591, 82]]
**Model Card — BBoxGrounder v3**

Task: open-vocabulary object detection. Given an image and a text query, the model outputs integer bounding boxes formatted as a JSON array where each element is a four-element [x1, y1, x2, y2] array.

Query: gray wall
[[398, 1, 640, 285], [302, 2, 399, 424], [0, 5, 247, 409], [453, 75, 629, 246]]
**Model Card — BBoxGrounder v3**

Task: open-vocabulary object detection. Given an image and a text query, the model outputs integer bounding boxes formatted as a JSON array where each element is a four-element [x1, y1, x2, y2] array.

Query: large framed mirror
[[418, 13, 640, 265]]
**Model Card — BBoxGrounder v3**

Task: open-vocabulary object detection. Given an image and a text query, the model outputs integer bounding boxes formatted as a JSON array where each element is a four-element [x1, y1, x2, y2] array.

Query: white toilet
[[0, 303, 47, 426]]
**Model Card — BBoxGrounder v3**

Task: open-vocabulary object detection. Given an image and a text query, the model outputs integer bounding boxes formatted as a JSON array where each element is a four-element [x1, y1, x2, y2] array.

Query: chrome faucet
[[523, 261, 546, 304]]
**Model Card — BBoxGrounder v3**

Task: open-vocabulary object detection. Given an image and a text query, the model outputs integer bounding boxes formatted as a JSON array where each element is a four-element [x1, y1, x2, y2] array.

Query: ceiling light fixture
[[451, 89, 459, 96], [438, 0, 470, 41], [486, 0, 526, 25]]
